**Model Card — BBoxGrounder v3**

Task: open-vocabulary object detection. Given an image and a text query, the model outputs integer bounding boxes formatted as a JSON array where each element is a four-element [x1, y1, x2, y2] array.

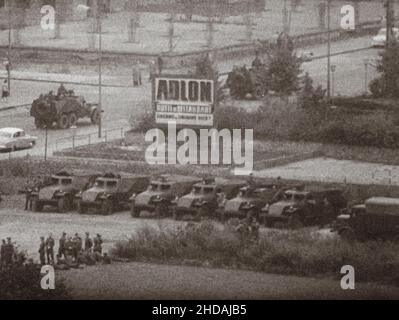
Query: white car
[[0, 128, 37, 152], [372, 28, 399, 47]]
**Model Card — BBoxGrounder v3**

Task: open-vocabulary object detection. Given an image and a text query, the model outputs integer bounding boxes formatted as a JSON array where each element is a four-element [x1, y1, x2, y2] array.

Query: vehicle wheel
[[155, 203, 168, 218], [288, 214, 304, 229], [58, 197, 69, 213], [130, 203, 140, 218], [77, 201, 87, 214], [339, 228, 356, 241], [91, 109, 100, 125], [32, 199, 42, 213], [101, 199, 113, 216], [264, 219, 274, 228], [34, 118, 44, 129], [219, 212, 227, 223], [29, 141, 36, 148], [57, 113, 69, 129], [68, 113, 77, 127], [173, 210, 181, 221]]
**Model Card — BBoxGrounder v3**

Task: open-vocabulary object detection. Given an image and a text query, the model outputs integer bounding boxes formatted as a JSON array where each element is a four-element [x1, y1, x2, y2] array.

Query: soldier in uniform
[[46, 233, 55, 265], [5, 237, 14, 265], [57, 83, 67, 98], [84, 232, 93, 253], [58, 232, 67, 259], [39, 237, 46, 266], [93, 234, 103, 255]]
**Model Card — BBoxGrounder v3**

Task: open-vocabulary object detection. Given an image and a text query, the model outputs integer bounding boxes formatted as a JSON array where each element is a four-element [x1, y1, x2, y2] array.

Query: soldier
[[93, 234, 103, 255], [46, 233, 55, 265], [65, 236, 75, 260], [57, 83, 67, 98], [5, 237, 14, 265], [84, 232, 93, 253], [58, 232, 67, 259], [24, 177, 37, 211], [39, 237, 46, 266], [157, 55, 164, 74], [73, 233, 83, 252], [0, 239, 6, 267]]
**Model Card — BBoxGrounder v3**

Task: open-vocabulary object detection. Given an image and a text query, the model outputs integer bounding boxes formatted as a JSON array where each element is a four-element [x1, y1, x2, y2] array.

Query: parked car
[[174, 177, 247, 221], [76, 173, 149, 215], [0, 127, 37, 152], [218, 180, 287, 222], [372, 27, 399, 47], [332, 197, 399, 241], [262, 186, 347, 228], [131, 175, 200, 218], [30, 170, 100, 213]]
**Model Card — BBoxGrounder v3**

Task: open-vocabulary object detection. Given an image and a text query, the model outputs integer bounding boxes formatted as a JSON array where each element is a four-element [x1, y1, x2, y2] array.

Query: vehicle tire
[[91, 109, 100, 125], [101, 199, 113, 216], [130, 203, 140, 218], [68, 113, 77, 127], [58, 197, 69, 213], [32, 198, 42, 213], [264, 219, 274, 228], [155, 203, 169, 218], [57, 113, 69, 129], [195, 206, 210, 221], [288, 213, 304, 229], [77, 200, 87, 214], [29, 141, 36, 148], [339, 228, 356, 241], [173, 209, 181, 221]]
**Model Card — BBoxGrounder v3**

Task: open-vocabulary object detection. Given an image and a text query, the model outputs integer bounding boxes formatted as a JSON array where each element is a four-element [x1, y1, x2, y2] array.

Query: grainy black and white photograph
[[0, 0, 399, 304]]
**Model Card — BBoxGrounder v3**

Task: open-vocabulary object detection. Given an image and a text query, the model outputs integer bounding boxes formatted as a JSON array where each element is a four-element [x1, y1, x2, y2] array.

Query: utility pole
[[97, 4, 103, 138], [327, 0, 331, 101], [386, 0, 393, 49], [7, 1, 12, 95]]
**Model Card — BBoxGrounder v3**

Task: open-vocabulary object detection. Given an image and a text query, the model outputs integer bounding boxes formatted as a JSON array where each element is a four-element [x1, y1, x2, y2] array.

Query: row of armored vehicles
[[29, 170, 399, 241]]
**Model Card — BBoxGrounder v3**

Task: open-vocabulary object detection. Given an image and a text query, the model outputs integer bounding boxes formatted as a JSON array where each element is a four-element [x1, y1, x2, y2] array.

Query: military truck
[[174, 177, 247, 221], [218, 181, 287, 222], [76, 173, 149, 215], [31, 170, 100, 213], [332, 197, 399, 241], [262, 186, 347, 228], [30, 92, 100, 129], [131, 175, 200, 218]]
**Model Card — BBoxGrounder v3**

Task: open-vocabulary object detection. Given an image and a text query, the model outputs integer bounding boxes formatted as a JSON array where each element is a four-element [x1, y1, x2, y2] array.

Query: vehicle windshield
[[203, 187, 215, 194], [61, 178, 72, 186], [106, 180, 118, 188], [284, 192, 306, 201], [160, 184, 171, 191], [0, 131, 12, 139], [192, 186, 202, 194], [95, 180, 105, 188]]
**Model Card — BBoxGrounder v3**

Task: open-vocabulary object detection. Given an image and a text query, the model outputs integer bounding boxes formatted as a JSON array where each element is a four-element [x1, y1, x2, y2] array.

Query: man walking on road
[[1, 80, 9, 103]]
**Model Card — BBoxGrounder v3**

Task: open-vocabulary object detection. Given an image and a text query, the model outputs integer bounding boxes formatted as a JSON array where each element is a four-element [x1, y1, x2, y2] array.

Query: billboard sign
[[153, 75, 215, 128]]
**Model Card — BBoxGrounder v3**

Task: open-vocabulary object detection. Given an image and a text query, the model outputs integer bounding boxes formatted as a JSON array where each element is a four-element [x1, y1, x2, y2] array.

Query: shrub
[[0, 248, 71, 300], [111, 222, 399, 285]]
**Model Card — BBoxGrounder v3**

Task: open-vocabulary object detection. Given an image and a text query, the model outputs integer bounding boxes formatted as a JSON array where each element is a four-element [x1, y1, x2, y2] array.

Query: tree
[[375, 41, 399, 97], [299, 72, 326, 109], [266, 34, 302, 95]]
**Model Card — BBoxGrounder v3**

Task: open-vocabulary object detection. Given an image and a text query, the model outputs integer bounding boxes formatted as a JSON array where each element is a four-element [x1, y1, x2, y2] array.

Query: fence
[[54, 127, 125, 152]]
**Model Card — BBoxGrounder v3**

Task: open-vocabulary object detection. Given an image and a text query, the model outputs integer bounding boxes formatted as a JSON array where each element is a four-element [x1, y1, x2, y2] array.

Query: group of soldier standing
[[0, 237, 15, 267], [38, 232, 104, 266]]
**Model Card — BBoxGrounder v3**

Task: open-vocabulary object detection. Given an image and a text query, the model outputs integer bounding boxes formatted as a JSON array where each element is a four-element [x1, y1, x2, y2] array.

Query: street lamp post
[[364, 59, 369, 94], [330, 65, 336, 98], [326, 0, 331, 101], [44, 125, 48, 162], [7, 2, 12, 95], [98, 7, 102, 139]]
